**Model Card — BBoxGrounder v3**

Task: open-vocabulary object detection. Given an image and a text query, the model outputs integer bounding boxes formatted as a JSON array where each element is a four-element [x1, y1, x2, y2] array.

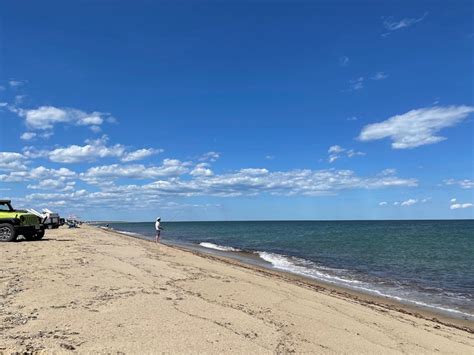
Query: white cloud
[[190, 163, 213, 177], [20, 132, 37, 141], [16, 106, 113, 135], [349, 77, 364, 91], [15, 95, 26, 104], [371, 72, 388, 80], [121, 148, 163, 162], [22, 146, 49, 159], [379, 168, 397, 176], [328, 145, 365, 163], [89, 125, 102, 133], [379, 201, 388, 206], [9, 79, 25, 88], [23, 136, 161, 164], [347, 116, 358, 121], [328, 145, 345, 154], [449, 198, 472, 210], [0, 166, 76, 183], [445, 179, 474, 189], [29, 166, 76, 180], [0, 152, 28, 171], [358, 105, 474, 149], [27, 179, 76, 192], [328, 145, 345, 163], [140, 168, 416, 198], [81, 159, 190, 182], [383, 12, 428, 33], [199, 151, 220, 162], [450, 203, 473, 210], [346, 149, 365, 158], [339, 56, 350, 67], [48, 136, 126, 163], [401, 198, 417, 206], [265, 155, 275, 160], [9, 166, 418, 214]]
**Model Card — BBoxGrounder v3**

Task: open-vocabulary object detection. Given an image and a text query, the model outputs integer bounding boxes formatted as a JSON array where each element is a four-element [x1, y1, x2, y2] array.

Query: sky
[[0, 0, 473, 221]]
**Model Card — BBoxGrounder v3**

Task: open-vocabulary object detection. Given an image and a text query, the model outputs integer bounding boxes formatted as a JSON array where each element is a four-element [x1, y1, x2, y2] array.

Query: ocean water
[[98, 220, 474, 320]]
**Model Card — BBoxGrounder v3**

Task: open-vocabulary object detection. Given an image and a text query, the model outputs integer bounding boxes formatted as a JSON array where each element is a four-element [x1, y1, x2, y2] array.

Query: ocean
[[98, 220, 474, 320]]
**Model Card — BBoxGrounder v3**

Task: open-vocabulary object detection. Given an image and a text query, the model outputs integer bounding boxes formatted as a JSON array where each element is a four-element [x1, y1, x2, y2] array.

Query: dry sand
[[1, 225, 473, 354]]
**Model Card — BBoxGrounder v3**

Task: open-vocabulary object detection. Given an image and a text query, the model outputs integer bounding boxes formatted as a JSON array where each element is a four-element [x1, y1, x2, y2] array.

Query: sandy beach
[[1, 225, 473, 353]]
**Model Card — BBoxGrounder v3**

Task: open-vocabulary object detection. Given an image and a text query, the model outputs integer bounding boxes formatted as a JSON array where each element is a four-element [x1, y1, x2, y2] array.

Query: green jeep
[[0, 200, 45, 242]]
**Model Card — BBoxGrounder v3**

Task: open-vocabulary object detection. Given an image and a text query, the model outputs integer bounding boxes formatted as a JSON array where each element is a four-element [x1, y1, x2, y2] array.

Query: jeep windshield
[[0, 203, 13, 212]]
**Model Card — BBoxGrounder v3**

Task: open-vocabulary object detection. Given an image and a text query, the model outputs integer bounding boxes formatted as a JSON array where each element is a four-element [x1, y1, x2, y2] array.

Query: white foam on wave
[[257, 252, 361, 284], [350, 285, 474, 319], [199, 242, 241, 252], [115, 229, 140, 237], [257, 251, 474, 320]]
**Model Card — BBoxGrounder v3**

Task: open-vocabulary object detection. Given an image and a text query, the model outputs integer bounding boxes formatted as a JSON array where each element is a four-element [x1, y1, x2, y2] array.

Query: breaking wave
[[199, 242, 241, 252]]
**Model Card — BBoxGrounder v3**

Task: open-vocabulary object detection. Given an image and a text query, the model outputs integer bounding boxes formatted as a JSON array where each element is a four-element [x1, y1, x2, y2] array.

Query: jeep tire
[[35, 229, 45, 240], [0, 223, 17, 242]]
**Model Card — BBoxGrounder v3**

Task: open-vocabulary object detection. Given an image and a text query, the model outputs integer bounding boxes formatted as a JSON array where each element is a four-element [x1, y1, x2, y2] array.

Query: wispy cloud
[[450, 198, 473, 210], [190, 163, 213, 177], [382, 12, 428, 36], [20, 132, 37, 141], [348, 77, 364, 91], [9, 79, 27, 88], [0, 152, 29, 171], [13, 105, 116, 138], [371, 72, 388, 81], [2, 150, 418, 210], [444, 179, 474, 189], [199, 151, 220, 162], [122, 148, 163, 162], [328, 145, 365, 163], [339, 56, 350, 67], [450, 203, 473, 209], [81, 159, 191, 183], [26, 135, 162, 164], [385, 197, 430, 207], [0, 166, 76, 183], [401, 198, 417, 206], [358, 105, 474, 149]]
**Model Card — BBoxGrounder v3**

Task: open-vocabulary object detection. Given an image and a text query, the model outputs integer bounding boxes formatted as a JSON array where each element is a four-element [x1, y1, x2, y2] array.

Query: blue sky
[[0, 0, 473, 221]]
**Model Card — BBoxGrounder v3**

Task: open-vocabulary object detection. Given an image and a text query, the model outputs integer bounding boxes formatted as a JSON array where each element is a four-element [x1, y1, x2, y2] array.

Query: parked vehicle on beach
[[0, 200, 45, 242], [27, 208, 61, 229]]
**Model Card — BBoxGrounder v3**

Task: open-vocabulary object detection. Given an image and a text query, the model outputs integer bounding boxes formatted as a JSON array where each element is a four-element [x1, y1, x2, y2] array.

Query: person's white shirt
[[155, 220, 161, 231]]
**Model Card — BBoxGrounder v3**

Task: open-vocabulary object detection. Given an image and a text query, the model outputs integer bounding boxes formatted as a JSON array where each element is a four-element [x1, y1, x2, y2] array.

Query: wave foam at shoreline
[[199, 242, 241, 252]]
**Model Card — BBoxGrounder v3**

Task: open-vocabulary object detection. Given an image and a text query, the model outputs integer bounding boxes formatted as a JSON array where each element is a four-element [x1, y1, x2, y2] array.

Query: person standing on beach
[[155, 217, 163, 243]]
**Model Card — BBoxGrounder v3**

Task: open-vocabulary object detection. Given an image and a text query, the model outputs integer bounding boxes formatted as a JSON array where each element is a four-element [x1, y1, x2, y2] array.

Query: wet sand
[[1, 225, 473, 353]]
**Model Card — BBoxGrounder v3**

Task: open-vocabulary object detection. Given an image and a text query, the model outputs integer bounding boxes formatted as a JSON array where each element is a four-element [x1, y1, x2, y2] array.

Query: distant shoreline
[[89, 218, 474, 223]]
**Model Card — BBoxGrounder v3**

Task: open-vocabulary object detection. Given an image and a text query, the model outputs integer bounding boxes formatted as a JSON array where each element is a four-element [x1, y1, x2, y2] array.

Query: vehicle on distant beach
[[0, 200, 45, 242], [66, 218, 81, 228]]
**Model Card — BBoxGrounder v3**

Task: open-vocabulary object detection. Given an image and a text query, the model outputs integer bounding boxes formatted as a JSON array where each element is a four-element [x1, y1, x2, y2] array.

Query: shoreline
[[2, 225, 473, 353], [100, 226, 474, 333]]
